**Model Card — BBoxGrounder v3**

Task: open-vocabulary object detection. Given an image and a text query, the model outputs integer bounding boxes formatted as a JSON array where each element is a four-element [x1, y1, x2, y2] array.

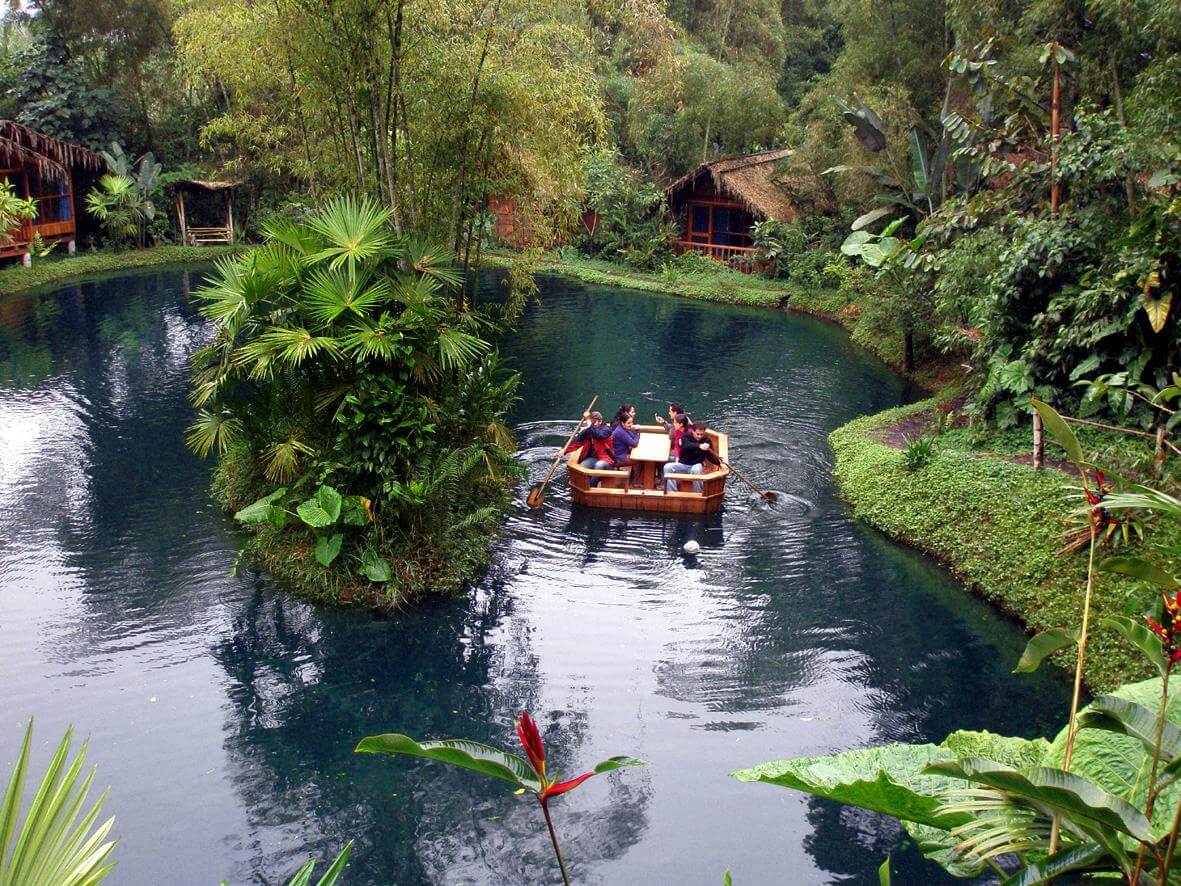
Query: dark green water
[[0, 266, 1069, 884]]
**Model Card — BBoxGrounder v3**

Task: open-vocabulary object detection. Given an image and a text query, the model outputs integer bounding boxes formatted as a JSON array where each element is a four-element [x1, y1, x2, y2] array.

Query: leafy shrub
[[580, 147, 672, 268], [901, 433, 938, 471]]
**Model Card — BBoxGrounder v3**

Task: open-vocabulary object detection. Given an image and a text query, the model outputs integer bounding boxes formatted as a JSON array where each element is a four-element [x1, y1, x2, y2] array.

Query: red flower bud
[[516, 711, 546, 778]]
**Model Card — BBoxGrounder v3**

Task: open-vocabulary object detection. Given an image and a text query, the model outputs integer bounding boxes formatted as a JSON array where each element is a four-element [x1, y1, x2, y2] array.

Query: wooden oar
[[721, 457, 778, 502], [526, 396, 598, 508]]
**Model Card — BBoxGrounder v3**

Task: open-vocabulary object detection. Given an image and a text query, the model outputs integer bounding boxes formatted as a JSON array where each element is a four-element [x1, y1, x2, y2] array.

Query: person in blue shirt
[[610, 413, 641, 468]]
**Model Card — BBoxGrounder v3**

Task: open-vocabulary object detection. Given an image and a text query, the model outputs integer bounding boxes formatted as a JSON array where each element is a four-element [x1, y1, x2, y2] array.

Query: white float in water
[[682, 540, 700, 555]]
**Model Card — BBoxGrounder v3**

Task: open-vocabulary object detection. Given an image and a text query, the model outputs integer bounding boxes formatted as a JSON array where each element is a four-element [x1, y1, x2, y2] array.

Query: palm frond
[[237, 327, 341, 370], [260, 438, 316, 483], [435, 326, 489, 372], [260, 216, 320, 258], [340, 314, 404, 362], [305, 196, 394, 274], [402, 238, 462, 289], [0, 721, 117, 886], [185, 409, 244, 458], [302, 267, 391, 327]]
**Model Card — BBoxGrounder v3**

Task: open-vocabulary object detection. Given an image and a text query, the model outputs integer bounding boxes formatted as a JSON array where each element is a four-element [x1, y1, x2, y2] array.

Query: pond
[[0, 266, 1070, 884]]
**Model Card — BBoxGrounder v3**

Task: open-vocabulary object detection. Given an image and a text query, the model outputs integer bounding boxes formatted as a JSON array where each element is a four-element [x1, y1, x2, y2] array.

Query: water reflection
[[0, 267, 1070, 884]]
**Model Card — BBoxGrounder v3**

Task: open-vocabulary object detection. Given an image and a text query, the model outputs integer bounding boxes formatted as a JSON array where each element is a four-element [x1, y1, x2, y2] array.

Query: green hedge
[[830, 398, 1156, 691], [0, 245, 242, 297]]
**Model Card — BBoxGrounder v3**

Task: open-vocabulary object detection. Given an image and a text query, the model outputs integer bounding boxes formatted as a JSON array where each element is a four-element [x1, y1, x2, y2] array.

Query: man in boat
[[654, 401, 686, 436], [565, 411, 615, 485], [665, 421, 721, 493]]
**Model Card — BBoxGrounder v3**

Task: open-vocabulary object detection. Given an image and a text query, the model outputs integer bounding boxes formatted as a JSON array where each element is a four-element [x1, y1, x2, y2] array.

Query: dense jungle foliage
[[3, 0, 1178, 600], [6, 0, 1178, 428]]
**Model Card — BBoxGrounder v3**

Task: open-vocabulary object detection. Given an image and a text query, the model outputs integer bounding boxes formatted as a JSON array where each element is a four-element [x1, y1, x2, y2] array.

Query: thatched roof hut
[[664, 149, 825, 264], [0, 121, 104, 263], [0, 120, 103, 182]]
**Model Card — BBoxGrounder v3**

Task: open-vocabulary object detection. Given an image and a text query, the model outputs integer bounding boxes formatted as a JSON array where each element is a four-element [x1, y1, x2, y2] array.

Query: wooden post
[[226, 191, 234, 243], [1050, 56, 1061, 216], [1156, 424, 1167, 477], [175, 190, 188, 245], [1033, 410, 1044, 469]]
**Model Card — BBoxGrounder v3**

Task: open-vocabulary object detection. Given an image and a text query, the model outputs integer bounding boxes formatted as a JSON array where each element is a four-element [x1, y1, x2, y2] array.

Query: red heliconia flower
[[516, 711, 546, 779], [1146, 592, 1181, 664], [515, 711, 601, 806]]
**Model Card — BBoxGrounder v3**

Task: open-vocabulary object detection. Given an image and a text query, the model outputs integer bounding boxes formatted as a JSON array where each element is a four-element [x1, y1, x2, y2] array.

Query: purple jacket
[[611, 425, 641, 462]]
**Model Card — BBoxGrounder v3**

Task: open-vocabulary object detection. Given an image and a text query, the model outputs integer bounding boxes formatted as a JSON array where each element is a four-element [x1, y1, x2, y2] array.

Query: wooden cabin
[[488, 193, 599, 249], [0, 121, 103, 264], [665, 148, 810, 267]]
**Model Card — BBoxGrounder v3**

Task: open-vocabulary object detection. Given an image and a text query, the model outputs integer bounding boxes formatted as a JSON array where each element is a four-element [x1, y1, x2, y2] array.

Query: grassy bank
[[830, 397, 1171, 691], [0, 245, 242, 297], [484, 249, 953, 388]]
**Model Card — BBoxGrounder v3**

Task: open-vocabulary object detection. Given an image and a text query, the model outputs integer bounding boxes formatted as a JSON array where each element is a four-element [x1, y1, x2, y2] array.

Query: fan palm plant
[[85, 174, 155, 248]]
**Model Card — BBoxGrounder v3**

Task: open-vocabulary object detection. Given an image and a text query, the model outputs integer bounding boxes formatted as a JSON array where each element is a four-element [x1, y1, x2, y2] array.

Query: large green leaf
[[234, 487, 288, 524], [1014, 627, 1080, 674], [1100, 556, 1176, 589], [297, 486, 343, 528], [355, 734, 542, 792], [732, 743, 968, 829], [1077, 695, 1181, 762], [315, 533, 343, 567], [900, 822, 987, 877], [851, 207, 894, 231], [940, 731, 1049, 769], [1103, 616, 1166, 677], [1030, 398, 1084, 466], [1045, 677, 1181, 837], [925, 758, 1153, 843], [360, 550, 392, 583], [1000, 842, 1107, 885]]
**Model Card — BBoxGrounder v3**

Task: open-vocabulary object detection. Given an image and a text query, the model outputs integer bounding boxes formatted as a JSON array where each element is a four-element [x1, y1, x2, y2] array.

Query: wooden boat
[[566, 425, 730, 514]]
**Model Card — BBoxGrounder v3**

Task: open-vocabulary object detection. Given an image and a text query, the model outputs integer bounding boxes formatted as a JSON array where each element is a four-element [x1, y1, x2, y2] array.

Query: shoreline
[[0, 245, 243, 298]]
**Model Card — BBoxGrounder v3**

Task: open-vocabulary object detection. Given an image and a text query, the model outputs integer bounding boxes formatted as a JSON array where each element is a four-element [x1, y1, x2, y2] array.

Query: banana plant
[[356, 712, 644, 885]]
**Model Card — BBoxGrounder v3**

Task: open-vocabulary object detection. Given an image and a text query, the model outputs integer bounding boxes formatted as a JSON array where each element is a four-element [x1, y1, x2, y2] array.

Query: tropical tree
[[187, 196, 521, 602]]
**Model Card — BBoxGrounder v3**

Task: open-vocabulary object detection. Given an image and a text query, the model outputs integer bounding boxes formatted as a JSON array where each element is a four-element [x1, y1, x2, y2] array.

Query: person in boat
[[656, 412, 691, 482], [665, 420, 721, 493], [610, 412, 642, 473], [609, 403, 636, 429], [654, 401, 687, 440], [565, 410, 615, 485]]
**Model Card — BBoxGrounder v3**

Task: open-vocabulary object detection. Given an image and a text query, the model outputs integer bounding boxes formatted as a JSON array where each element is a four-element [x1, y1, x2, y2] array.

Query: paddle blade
[[525, 485, 546, 508], [761, 491, 779, 502]]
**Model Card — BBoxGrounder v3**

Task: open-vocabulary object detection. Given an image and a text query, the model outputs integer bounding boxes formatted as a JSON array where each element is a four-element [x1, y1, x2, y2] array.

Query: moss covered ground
[[0, 245, 242, 297], [830, 396, 1178, 690]]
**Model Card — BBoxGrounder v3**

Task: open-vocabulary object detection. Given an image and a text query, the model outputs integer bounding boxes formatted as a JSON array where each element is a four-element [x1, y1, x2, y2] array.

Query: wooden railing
[[672, 240, 769, 273]]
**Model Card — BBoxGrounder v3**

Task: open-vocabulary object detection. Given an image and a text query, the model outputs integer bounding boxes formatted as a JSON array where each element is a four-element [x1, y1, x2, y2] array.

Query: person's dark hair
[[674, 413, 690, 428], [669, 401, 683, 414], [610, 404, 635, 428], [691, 420, 708, 431]]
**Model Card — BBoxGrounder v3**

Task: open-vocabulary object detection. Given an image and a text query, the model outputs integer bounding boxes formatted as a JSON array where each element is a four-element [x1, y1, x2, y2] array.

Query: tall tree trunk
[[1050, 56, 1061, 216]]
